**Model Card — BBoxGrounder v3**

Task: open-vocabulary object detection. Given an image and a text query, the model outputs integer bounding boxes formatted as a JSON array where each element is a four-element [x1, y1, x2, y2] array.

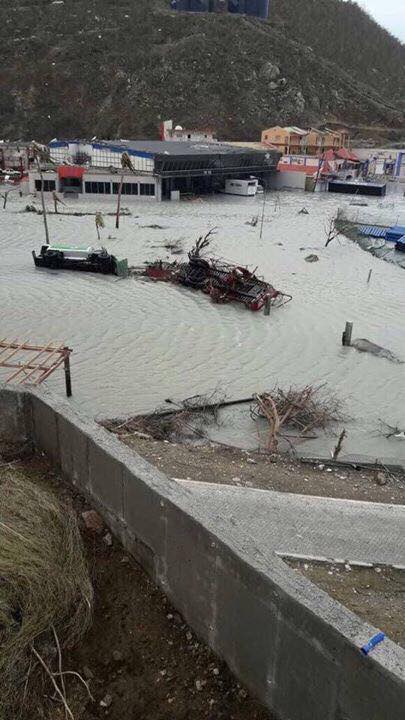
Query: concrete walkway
[[179, 481, 405, 567]]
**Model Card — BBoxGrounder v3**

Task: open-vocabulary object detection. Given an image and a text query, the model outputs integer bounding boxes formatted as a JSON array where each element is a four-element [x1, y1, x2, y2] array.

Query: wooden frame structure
[[0, 340, 72, 396]]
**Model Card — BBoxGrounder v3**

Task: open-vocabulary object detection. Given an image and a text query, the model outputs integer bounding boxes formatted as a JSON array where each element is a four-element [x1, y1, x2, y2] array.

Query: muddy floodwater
[[1, 190, 404, 461]]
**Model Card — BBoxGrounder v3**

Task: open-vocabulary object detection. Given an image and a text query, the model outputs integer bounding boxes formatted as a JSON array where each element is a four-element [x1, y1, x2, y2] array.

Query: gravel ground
[[289, 560, 405, 650], [114, 434, 405, 504]]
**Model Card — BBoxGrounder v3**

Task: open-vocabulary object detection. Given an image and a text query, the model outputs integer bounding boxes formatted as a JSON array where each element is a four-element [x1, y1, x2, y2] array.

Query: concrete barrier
[[0, 386, 32, 450], [2, 384, 405, 720]]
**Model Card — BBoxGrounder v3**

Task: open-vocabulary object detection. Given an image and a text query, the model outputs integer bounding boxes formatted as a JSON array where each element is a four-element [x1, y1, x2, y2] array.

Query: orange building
[[261, 126, 308, 154], [261, 125, 350, 156]]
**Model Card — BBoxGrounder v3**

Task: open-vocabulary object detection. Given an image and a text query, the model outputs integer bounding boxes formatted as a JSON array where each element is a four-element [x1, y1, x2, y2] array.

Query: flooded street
[[1, 189, 404, 461]]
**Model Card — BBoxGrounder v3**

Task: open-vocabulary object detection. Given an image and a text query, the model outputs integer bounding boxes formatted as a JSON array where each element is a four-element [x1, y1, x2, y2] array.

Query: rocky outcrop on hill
[[0, 0, 404, 141]]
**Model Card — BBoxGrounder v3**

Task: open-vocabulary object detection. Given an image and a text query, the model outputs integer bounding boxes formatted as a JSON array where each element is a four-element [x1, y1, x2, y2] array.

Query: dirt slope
[[0, 0, 404, 141]]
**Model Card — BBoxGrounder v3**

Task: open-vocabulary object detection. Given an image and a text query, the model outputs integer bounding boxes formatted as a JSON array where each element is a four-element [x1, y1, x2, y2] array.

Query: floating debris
[[351, 339, 403, 364], [135, 231, 292, 313]]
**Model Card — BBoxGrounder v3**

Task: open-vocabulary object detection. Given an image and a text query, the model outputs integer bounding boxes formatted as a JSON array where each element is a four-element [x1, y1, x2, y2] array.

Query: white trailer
[[222, 178, 259, 196]]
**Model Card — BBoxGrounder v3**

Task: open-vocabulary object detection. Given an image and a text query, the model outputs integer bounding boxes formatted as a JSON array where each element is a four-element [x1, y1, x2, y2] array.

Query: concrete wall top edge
[[3, 385, 405, 681]]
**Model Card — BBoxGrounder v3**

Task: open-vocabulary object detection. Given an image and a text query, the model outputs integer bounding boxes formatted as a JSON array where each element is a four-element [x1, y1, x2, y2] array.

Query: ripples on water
[[0, 190, 404, 460]]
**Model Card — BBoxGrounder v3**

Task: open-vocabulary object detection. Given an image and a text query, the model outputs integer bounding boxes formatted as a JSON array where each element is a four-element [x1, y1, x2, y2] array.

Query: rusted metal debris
[[133, 231, 292, 312], [0, 340, 72, 396]]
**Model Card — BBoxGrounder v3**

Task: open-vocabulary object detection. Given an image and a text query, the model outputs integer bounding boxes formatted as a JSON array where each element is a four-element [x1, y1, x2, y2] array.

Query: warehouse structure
[[171, 0, 270, 20], [28, 139, 280, 201]]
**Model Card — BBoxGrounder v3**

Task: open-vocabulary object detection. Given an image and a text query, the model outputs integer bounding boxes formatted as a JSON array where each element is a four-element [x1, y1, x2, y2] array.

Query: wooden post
[[367, 269, 373, 284], [342, 321, 353, 347], [63, 350, 72, 397], [264, 297, 271, 316], [36, 157, 50, 245]]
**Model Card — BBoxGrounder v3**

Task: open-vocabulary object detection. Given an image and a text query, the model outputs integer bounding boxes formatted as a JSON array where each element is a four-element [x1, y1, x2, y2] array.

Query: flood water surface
[[1, 190, 404, 461]]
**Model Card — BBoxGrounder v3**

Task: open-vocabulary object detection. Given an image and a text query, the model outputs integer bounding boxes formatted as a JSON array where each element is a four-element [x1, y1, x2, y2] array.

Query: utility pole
[[36, 156, 50, 245]]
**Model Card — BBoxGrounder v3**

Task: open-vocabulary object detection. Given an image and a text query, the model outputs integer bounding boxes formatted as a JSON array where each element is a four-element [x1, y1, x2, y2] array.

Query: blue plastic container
[[228, 0, 246, 13], [386, 225, 405, 242], [189, 0, 209, 9]]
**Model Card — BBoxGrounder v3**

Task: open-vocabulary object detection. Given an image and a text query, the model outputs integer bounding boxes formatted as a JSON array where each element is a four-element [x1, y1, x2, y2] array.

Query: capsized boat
[[395, 236, 405, 253], [32, 244, 128, 277], [141, 234, 292, 312]]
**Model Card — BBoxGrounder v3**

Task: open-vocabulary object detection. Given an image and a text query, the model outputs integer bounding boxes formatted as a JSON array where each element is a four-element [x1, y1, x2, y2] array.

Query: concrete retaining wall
[[2, 384, 405, 720]]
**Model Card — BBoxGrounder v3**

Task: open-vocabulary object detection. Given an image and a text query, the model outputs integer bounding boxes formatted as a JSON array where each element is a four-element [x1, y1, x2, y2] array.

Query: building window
[[85, 181, 111, 194], [35, 179, 56, 192], [140, 183, 155, 196], [112, 183, 139, 195]]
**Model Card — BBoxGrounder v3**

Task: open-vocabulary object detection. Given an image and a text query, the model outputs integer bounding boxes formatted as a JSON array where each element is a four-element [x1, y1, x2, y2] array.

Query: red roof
[[320, 160, 333, 175], [336, 147, 359, 162], [58, 165, 85, 179], [319, 149, 336, 161]]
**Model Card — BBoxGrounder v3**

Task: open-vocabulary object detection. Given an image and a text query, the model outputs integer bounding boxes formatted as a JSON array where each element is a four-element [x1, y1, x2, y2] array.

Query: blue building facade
[[170, 0, 270, 19]]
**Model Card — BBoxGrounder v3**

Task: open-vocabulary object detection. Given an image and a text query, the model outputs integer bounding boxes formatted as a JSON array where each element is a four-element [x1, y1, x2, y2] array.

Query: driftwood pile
[[102, 391, 225, 442], [251, 384, 346, 452]]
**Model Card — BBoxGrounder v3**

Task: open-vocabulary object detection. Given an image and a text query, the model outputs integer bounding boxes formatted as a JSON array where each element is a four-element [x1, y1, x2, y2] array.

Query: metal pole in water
[[342, 322, 353, 347], [260, 190, 266, 240], [367, 269, 373, 284], [36, 157, 50, 245]]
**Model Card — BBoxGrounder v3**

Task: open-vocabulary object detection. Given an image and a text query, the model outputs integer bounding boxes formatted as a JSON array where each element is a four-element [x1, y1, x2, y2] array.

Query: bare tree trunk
[[36, 157, 50, 245], [116, 173, 124, 229]]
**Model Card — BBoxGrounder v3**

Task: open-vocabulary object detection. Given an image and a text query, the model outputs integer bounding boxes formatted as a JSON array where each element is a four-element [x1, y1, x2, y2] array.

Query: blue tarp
[[386, 226, 405, 242], [358, 225, 387, 239]]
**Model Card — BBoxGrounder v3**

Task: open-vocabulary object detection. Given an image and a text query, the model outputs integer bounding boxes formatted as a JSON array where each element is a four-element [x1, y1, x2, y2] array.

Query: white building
[[159, 120, 216, 143]]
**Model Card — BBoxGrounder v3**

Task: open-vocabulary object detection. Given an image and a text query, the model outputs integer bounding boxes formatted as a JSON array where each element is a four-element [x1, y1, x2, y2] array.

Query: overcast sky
[[358, 0, 405, 42]]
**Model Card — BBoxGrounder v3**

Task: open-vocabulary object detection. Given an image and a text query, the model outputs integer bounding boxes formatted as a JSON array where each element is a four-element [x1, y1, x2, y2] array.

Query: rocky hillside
[[0, 0, 404, 141]]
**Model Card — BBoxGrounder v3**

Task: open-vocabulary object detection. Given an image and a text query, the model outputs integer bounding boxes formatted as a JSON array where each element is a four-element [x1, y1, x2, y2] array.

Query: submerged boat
[[142, 234, 292, 312], [395, 237, 405, 253], [32, 244, 128, 276]]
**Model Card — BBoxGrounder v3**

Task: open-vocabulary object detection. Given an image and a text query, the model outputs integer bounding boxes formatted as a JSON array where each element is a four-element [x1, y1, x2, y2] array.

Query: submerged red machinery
[[142, 234, 292, 312]]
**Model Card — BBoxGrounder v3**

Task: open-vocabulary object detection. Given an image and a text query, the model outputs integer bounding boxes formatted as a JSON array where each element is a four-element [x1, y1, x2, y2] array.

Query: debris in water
[[134, 231, 292, 312], [101, 390, 226, 442], [305, 254, 319, 263], [351, 338, 403, 364], [32, 243, 129, 277], [251, 384, 346, 452]]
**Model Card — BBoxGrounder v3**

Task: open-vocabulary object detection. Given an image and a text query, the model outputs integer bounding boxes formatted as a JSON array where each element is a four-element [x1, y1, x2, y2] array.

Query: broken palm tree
[[251, 384, 346, 452], [116, 152, 135, 229], [0, 472, 93, 719], [95, 211, 105, 241]]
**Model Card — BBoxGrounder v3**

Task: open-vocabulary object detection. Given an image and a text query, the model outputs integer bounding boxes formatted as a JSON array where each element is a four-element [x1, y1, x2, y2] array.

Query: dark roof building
[[48, 138, 280, 200], [171, 0, 270, 20]]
